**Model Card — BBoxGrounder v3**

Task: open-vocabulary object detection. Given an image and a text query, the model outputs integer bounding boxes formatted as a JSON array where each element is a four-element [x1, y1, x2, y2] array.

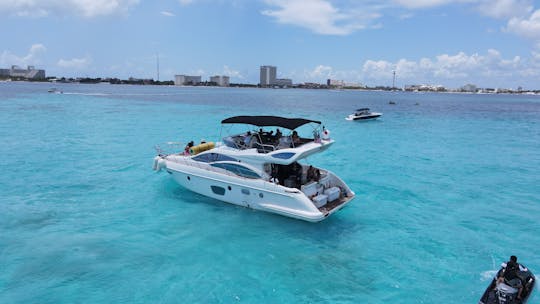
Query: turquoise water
[[1, 82, 539, 303]]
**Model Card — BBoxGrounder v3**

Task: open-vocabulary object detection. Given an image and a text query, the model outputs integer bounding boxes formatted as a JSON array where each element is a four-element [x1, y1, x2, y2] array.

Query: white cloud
[[57, 57, 91, 69], [300, 65, 362, 83], [298, 50, 537, 87], [259, 0, 537, 39], [506, 9, 540, 40], [361, 50, 535, 86], [362, 60, 395, 78], [160, 11, 175, 17], [308, 65, 334, 78], [477, 0, 533, 19], [0, 43, 46, 66], [0, 0, 140, 18], [261, 0, 379, 35], [222, 65, 244, 79]]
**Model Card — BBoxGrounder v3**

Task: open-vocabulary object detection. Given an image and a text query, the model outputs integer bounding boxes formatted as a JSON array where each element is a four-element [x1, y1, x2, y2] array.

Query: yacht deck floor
[[319, 197, 349, 214]]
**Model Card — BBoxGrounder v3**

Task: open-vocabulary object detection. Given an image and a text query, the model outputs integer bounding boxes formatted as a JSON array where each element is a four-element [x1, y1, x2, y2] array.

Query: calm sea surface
[[1, 82, 539, 303]]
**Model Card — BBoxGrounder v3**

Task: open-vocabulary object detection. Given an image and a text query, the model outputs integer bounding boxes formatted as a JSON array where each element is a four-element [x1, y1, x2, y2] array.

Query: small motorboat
[[48, 88, 63, 94], [345, 108, 382, 121], [479, 260, 535, 304]]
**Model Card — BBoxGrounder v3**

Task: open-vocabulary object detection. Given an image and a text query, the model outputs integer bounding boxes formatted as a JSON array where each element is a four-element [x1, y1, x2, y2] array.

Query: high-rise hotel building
[[260, 65, 276, 87]]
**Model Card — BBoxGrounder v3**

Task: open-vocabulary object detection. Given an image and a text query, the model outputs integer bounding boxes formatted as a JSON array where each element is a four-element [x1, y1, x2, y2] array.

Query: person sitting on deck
[[496, 255, 523, 300], [290, 130, 300, 147], [184, 141, 194, 155], [275, 128, 282, 139], [243, 131, 253, 147]]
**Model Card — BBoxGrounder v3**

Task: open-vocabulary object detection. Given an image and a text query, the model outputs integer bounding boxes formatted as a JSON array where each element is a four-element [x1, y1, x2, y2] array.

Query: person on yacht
[[270, 166, 279, 184], [184, 141, 194, 155], [291, 162, 302, 188], [307, 165, 321, 182], [243, 131, 253, 147], [291, 130, 300, 147], [275, 128, 282, 139]]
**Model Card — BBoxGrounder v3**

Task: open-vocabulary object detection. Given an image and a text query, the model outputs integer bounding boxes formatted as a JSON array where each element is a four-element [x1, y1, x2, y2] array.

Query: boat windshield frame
[[220, 116, 325, 152]]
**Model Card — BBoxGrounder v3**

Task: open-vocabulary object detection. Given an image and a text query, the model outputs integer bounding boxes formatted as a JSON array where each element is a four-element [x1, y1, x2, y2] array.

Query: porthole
[[187, 176, 191, 181], [228, 186, 232, 191], [241, 189, 250, 195], [259, 193, 264, 198]]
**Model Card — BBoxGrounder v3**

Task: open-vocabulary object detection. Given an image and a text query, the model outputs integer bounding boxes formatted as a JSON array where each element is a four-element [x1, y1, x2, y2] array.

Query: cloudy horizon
[[1, 0, 539, 89]]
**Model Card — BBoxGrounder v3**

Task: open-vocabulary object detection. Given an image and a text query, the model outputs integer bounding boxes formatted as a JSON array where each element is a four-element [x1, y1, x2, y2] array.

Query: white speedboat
[[153, 115, 355, 222], [346, 108, 382, 121]]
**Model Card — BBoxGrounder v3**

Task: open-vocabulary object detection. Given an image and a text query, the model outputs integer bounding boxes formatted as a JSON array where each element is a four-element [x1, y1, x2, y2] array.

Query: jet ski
[[479, 261, 535, 304]]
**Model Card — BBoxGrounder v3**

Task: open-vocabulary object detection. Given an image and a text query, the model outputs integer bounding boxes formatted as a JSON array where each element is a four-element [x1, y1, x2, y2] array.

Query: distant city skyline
[[1, 1, 540, 89]]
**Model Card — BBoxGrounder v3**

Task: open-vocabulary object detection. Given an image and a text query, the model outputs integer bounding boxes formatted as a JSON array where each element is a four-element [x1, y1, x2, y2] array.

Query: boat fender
[[189, 142, 215, 155], [153, 156, 166, 171], [322, 128, 330, 140], [158, 158, 166, 171]]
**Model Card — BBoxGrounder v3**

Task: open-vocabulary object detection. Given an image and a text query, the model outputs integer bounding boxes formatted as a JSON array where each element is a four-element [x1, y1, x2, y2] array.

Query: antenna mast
[[156, 53, 160, 82]]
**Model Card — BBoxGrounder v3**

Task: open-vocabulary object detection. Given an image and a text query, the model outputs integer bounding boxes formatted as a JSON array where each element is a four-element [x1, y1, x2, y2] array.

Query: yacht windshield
[[210, 163, 261, 179], [192, 153, 238, 163]]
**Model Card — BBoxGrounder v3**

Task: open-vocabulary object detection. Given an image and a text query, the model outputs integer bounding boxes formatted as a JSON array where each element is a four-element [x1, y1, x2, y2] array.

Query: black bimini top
[[356, 108, 370, 111], [221, 116, 321, 130]]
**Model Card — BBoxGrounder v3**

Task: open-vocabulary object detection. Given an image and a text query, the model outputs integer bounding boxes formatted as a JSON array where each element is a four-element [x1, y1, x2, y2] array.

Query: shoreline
[[1, 79, 539, 96]]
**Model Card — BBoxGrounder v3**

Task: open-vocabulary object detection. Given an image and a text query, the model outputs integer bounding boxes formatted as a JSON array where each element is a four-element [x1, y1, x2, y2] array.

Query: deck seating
[[301, 181, 323, 197], [324, 187, 341, 202], [313, 194, 328, 207]]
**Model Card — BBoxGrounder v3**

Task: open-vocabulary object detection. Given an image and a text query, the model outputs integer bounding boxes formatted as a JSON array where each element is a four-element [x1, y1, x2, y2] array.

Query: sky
[[1, 0, 539, 89]]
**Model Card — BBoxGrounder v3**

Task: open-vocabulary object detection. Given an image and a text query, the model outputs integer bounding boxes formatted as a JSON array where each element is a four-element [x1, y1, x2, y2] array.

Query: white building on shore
[[210, 75, 230, 87], [274, 78, 292, 87], [174, 75, 202, 86], [0, 65, 45, 79]]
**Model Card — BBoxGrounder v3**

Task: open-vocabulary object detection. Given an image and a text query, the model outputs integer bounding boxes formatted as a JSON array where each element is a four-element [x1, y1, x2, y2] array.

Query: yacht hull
[[161, 159, 353, 222], [346, 113, 382, 121]]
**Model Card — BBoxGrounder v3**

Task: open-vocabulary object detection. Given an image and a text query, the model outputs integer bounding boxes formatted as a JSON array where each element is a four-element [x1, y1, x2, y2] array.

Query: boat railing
[[254, 142, 276, 153], [223, 134, 315, 152], [155, 142, 184, 156]]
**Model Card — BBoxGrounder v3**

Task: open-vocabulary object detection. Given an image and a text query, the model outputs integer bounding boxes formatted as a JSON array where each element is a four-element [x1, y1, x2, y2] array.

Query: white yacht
[[153, 116, 355, 222], [346, 108, 382, 121]]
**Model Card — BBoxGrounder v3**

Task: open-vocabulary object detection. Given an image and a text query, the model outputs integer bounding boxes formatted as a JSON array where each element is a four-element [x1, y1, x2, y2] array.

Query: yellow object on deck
[[189, 142, 215, 155]]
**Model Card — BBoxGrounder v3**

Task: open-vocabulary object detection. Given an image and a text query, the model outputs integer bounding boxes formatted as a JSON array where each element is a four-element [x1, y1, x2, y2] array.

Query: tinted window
[[211, 163, 261, 179], [211, 185, 225, 195], [193, 153, 237, 163]]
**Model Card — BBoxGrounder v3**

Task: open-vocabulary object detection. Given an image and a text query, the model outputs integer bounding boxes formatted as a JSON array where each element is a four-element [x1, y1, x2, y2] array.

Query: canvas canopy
[[221, 116, 321, 130]]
